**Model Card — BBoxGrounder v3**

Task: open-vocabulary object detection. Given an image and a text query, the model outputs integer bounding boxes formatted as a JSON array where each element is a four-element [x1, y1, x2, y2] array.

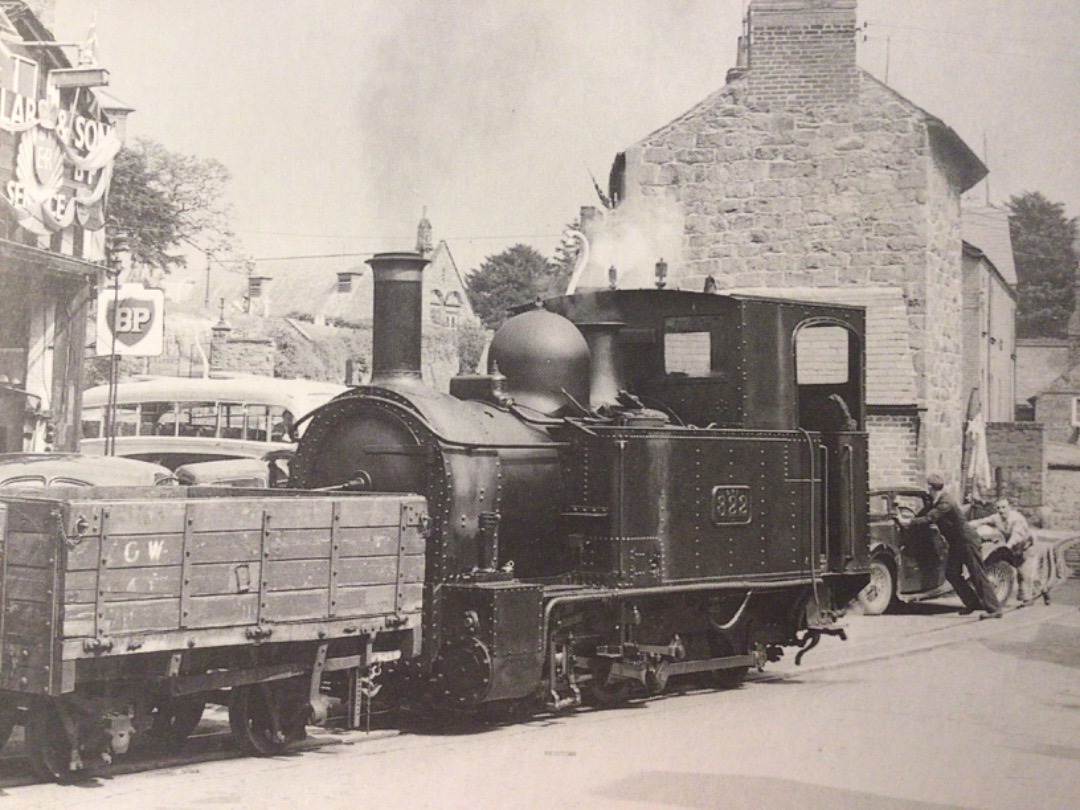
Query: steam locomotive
[[290, 251, 871, 715]]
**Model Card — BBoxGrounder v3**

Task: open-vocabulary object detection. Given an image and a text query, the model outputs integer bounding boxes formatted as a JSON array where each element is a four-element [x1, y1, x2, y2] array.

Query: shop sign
[[0, 50, 120, 241], [96, 283, 165, 357]]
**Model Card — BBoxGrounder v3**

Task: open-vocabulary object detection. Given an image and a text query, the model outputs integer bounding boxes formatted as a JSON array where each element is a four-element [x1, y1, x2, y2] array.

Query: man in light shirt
[[970, 497, 1039, 604]]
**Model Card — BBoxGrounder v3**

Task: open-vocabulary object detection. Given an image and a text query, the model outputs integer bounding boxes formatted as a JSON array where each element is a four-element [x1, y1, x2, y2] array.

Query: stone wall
[[210, 331, 275, 376], [919, 150, 965, 481], [1045, 468, 1080, 530], [1036, 390, 1080, 444], [986, 421, 1046, 520]]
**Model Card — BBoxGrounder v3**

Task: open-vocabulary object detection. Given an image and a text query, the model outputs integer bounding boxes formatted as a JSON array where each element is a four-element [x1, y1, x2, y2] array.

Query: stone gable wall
[[622, 73, 967, 486]]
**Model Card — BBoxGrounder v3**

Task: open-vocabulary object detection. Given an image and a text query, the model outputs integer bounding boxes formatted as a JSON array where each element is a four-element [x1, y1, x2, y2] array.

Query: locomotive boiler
[[291, 252, 872, 715]]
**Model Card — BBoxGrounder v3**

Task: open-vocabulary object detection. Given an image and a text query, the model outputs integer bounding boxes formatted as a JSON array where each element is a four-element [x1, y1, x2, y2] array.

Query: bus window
[[81, 407, 103, 439], [140, 401, 179, 437], [270, 407, 293, 442], [245, 404, 269, 442], [179, 402, 218, 438], [112, 404, 139, 437], [219, 402, 245, 440]]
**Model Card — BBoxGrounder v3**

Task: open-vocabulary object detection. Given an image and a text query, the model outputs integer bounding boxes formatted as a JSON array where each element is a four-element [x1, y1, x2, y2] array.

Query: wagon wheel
[[985, 558, 1016, 606], [706, 633, 749, 690], [857, 557, 897, 616], [149, 695, 206, 748], [229, 684, 290, 756], [0, 699, 18, 754], [25, 699, 77, 782], [586, 660, 632, 708]]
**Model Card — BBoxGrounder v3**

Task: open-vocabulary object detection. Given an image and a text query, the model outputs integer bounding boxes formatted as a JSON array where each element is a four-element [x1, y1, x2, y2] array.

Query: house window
[[1072, 397, 1080, 427], [337, 273, 352, 294]]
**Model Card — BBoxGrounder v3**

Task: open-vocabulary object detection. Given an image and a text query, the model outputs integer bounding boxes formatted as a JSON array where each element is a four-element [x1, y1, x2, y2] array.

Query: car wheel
[[857, 557, 895, 615], [985, 558, 1016, 606]]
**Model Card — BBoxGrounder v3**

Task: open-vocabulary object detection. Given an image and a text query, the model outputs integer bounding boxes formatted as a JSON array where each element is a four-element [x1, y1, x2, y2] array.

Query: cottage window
[[1072, 397, 1080, 427]]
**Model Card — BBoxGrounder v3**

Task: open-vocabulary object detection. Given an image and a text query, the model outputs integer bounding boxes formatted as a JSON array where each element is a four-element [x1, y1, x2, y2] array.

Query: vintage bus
[[81, 375, 348, 475]]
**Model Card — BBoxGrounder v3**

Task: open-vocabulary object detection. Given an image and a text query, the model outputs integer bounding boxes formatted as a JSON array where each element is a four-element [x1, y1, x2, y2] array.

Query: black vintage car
[[857, 488, 1017, 615]]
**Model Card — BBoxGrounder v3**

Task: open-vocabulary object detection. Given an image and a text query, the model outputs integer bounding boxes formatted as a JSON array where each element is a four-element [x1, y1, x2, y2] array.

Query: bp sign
[[96, 283, 165, 357]]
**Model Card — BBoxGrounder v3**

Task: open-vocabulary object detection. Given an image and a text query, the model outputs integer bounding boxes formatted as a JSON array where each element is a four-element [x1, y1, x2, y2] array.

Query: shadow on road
[[597, 770, 974, 810]]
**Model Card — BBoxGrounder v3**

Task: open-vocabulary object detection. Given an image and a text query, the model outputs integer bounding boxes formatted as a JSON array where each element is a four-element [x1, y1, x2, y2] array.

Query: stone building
[[583, 0, 990, 490]]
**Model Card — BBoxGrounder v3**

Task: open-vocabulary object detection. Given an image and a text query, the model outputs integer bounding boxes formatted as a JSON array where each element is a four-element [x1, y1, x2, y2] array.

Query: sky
[[49, 0, 1080, 280]]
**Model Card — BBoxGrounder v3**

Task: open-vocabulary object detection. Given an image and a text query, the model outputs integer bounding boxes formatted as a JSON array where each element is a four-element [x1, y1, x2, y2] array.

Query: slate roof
[[961, 205, 1017, 287], [723, 285, 917, 406]]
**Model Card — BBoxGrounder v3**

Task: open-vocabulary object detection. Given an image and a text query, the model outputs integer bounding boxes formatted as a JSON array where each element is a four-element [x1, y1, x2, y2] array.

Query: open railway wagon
[[0, 486, 426, 780]]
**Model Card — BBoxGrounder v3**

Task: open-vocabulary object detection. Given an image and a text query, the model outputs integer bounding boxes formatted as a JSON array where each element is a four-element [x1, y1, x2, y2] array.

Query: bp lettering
[[115, 306, 152, 333]]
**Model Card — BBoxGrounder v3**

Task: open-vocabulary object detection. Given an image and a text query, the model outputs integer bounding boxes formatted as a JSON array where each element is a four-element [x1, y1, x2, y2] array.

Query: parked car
[[0, 453, 177, 488], [858, 487, 1018, 615], [175, 458, 270, 487]]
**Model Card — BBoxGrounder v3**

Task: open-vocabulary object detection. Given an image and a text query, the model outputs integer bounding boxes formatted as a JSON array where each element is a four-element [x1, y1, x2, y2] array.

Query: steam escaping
[[571, 194, 685, 292]]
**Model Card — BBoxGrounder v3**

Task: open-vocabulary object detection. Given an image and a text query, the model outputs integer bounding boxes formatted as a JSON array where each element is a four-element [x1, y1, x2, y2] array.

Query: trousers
[[944, 536, 1001, 612]]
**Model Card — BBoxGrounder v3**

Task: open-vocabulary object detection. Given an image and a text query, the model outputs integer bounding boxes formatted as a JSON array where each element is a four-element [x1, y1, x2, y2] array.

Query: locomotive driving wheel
[[431, 637, 493, 713]]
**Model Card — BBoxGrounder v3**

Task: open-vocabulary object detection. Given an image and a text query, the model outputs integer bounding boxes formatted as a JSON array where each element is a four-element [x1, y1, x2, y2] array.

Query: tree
[[465, 244, 559, 330], [107, 137, 236, 274], [1007, 192, 1079, 339]]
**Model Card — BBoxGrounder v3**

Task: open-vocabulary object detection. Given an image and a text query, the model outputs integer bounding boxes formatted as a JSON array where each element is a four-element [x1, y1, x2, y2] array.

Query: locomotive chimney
[[366, 251, 430, 384], [578, 322, 625, 410]]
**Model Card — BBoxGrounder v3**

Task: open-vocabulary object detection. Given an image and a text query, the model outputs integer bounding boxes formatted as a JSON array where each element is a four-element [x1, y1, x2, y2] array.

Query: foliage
[[465, 244, 562, 330], [266, 322, 369, 383], [1007, 192, 1079, 339], [456, 324, 489, 374], [84, 356, 145, 387], [107, 137, 237, 274]]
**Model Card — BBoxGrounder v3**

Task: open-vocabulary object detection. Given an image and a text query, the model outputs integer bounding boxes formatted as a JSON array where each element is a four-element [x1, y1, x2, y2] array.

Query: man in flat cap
[[904, 473, 1002, 619]]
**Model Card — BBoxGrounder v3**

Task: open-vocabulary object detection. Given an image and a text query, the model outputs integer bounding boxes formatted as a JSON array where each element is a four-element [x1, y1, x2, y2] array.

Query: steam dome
[[489, 307, 590, 416]]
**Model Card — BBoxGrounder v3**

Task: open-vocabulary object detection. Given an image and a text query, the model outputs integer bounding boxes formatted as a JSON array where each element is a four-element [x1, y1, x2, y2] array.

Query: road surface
[[4, 581, 1079, 810]]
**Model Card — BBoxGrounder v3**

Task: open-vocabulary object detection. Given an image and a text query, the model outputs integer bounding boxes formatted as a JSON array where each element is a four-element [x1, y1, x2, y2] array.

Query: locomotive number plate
[[710, 485, 752, 526]]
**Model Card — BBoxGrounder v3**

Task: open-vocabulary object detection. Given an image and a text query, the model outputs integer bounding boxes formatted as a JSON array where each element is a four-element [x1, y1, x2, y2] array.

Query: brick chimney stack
[[747, 0, 859, 110]]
